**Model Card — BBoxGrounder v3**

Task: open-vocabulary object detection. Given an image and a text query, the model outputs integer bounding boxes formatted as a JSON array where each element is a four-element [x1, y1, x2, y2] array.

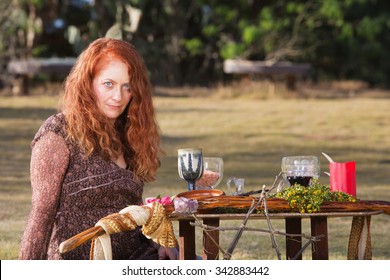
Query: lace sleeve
[[19, 132, 70, 259]]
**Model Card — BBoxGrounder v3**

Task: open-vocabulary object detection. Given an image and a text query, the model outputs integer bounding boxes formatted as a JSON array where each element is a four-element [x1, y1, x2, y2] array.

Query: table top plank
[[165, 196, 390, 216], [169, 210, 384, 221]]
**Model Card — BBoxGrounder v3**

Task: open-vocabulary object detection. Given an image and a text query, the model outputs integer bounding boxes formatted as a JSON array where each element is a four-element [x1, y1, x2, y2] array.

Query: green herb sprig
[[271, 179, 356, 213]]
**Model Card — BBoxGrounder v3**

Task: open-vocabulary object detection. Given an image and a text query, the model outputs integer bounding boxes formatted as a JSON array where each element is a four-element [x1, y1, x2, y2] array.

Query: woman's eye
[[123, 83, 130, 90], [103, 81, 113, 87]]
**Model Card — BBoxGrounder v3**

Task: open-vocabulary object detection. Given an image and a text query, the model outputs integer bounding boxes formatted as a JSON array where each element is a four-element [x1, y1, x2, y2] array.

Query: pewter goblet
[[178, 148, 204, 191]]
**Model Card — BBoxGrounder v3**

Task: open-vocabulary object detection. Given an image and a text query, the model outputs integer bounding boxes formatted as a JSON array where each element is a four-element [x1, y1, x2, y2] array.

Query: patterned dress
[[19, 113, 158, 260]]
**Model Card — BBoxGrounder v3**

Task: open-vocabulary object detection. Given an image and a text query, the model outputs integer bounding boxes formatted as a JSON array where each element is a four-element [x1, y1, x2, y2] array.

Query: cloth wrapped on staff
[[91, 202, 178, 260]]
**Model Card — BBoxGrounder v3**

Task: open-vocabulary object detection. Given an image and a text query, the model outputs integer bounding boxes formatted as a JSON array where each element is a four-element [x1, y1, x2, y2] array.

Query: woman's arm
[[19, 132, 70, 259]]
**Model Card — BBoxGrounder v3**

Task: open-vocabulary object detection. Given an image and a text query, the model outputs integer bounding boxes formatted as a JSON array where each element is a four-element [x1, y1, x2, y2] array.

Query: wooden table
[[223, 59, 311, 91], [7, 57, 76, 95], [58, 197, 389, 260], [169, 210, 383, 260]]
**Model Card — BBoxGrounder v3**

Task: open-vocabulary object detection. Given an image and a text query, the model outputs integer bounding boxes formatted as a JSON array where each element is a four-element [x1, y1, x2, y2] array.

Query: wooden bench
[[7, 57, 76, 95], [223, 59, 311, 91]]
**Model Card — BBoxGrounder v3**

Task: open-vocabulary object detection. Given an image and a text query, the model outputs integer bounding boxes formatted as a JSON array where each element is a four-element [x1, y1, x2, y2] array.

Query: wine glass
[[178, 148, 204, 191], [195, 157, 224, 189], [281, 156, 320, 187]]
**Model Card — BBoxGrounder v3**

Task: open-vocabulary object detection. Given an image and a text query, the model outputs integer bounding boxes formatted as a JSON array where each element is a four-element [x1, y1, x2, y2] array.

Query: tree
[[0, 0, 43, 87], [1, 0, 389, 88]]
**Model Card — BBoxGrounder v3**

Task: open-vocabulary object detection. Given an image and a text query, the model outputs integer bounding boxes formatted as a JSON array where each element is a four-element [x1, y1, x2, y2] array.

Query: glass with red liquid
[[281, 156, 320, 187]]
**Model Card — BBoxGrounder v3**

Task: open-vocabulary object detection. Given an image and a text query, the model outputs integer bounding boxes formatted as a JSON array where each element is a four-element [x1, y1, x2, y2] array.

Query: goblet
[[178, 148, 204, 191], [195, 157, 224, 189], [281, 156, 320, 187]]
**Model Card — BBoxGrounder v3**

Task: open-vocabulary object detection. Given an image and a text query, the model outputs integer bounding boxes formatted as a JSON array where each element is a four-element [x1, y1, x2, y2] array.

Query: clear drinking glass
[[281, 156, 320, 187], [178, 148, 204, 191], [226, 177, 245, 195], [195, 157, 224, 189]]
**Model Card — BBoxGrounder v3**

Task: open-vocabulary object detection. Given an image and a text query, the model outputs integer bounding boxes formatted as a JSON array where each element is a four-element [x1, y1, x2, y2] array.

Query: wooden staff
[[59, 226, 105, 254]]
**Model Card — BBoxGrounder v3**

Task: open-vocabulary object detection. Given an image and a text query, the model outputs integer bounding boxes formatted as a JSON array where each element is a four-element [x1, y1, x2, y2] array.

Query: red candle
[[329, 162, 356, 197]]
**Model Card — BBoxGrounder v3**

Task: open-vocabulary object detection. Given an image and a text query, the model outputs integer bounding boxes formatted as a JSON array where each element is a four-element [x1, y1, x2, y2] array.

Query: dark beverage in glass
[[281, 156, 320, 188], [287, 176, 313, 187]]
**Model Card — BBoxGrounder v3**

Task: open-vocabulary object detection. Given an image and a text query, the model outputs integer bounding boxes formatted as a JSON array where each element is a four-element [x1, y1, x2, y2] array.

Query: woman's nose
[[112, 88, 122, 101]]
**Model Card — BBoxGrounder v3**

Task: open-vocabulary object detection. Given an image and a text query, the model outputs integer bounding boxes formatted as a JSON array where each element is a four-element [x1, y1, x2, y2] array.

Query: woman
[[19, 38, 175, 259]]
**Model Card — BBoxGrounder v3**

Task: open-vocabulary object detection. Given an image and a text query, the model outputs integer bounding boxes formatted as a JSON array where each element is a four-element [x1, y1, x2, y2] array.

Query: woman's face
[[92, 58, 132, 123]]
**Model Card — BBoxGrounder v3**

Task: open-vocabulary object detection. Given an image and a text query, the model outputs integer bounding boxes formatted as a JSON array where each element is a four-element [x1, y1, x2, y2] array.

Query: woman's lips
[[107, 104, 122, 110]]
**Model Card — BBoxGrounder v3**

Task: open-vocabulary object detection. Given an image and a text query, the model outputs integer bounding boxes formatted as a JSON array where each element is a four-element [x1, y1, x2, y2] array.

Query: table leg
[[179, 220, 196, 260], [310, 217, 329, 260], [285, 218, 302, 260], [202, 218, 220, 260]]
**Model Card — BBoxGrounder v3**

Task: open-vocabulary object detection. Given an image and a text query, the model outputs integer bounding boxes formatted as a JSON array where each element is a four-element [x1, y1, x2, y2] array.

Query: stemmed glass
[[178, 148, 204, 191], [195, 157, 224, 189], [281, 156, 320, 187]]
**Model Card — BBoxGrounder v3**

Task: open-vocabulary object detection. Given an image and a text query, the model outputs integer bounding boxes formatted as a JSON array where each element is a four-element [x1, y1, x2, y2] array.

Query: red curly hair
[[60, 38, 163, 182]]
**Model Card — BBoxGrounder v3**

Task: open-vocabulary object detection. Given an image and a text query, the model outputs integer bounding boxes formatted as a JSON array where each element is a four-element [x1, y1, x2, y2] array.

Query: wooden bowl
[[176, 189, 225, 200]]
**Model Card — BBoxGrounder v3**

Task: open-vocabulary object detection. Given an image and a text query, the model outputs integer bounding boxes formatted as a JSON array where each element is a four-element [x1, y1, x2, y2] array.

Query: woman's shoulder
[[31, 113, 68, 147], [39, 112, 67, 134], [43, 112, 66, 128]]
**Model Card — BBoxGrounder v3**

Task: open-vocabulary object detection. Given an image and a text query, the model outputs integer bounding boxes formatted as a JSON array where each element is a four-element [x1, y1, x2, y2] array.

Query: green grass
[[1, 85, 390, 260]]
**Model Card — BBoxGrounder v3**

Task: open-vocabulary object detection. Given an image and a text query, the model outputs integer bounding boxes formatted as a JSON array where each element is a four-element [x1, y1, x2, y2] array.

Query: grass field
[[1, 82, 389, 260]]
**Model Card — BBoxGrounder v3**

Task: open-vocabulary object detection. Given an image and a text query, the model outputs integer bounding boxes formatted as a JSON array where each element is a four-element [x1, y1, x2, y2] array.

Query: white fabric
[[91, 204, 152, 260], [358, 217, 368, 260]]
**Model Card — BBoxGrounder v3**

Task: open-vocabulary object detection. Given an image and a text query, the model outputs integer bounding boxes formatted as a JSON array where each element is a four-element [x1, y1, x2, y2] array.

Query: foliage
[[1, 0, 390, 87], [271, 179, 356, 213], [132, 0, 390, 86]]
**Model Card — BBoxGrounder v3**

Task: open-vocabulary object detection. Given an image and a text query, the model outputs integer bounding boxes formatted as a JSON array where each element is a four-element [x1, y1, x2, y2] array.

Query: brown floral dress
[[19, 113, 158, 260]]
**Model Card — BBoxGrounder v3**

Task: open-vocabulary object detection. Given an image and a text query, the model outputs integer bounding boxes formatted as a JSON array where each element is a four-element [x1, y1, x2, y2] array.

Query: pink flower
[[160, 196, 172, 205], [145, 195, 172, 206]]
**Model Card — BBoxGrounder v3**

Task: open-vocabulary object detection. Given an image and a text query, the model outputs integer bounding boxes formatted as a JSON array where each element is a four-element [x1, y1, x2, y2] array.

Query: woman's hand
[[158, 246, 179, 260]]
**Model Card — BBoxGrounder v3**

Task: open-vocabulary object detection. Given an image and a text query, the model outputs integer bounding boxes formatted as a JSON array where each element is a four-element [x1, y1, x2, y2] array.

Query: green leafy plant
[[271, 179, 356, 213]]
